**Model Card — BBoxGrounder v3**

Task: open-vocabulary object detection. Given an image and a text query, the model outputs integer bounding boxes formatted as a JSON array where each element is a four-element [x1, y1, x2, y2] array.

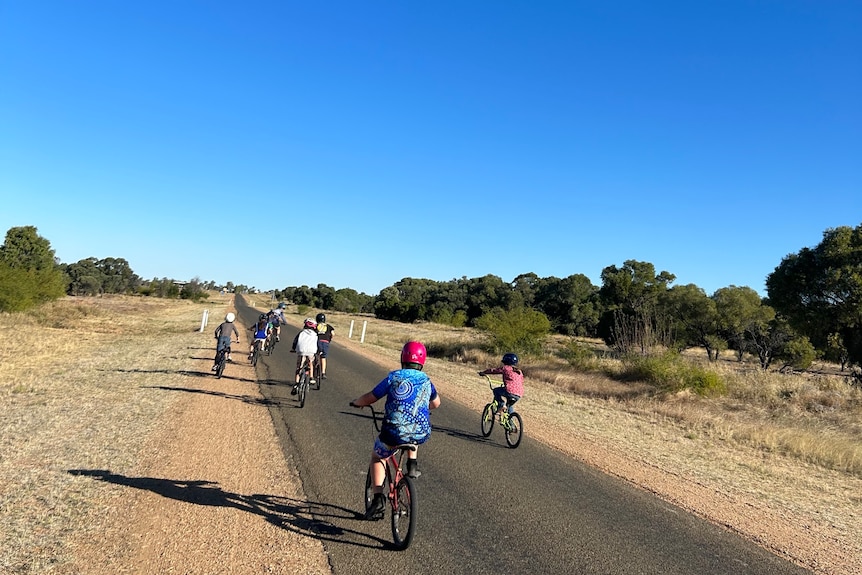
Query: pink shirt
[[481, 365, 524, 397]]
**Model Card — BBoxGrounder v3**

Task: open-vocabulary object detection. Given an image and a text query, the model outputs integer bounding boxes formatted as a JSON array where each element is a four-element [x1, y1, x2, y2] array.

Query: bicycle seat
[[393, 444, 418, 452]]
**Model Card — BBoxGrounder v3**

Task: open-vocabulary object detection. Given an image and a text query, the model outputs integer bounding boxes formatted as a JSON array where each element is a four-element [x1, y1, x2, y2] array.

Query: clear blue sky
[[2, 1, 860, 297]]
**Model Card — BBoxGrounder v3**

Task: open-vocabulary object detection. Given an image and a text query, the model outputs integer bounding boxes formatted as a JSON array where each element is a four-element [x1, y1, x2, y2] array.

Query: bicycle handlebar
[[479, 373, 505, 389]]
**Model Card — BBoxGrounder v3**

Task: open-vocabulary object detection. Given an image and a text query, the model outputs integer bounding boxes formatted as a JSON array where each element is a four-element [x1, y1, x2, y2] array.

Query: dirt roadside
[[58, 309, 861, 575]]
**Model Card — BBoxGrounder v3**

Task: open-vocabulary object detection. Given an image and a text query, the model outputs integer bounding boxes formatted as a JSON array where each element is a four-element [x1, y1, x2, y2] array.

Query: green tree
[[766, 224, 862, 368], [64, 257, 104, 295], [534, 274, 600, 336], [0, 226, 58, 271], [598, 260, 676, 351], [98, 257, 139, 294], [659, 284, 722, 360], [0, 226, 67, 310], [713, 286, 766, 361]]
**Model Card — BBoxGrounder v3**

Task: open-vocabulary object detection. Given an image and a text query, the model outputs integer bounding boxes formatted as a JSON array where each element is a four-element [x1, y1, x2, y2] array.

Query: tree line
[[4, 223, 861, 373], [275, 224, 862, 373], [0, 226, 237, 308]]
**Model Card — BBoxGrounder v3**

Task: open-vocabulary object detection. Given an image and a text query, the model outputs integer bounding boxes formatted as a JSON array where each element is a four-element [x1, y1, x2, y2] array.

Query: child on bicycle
[[349, 341, 441, 520], [478, 353, 524, 420], [212, 312, 240, 370], [248, 314, 269, 361], [290, 318, 319, 394]]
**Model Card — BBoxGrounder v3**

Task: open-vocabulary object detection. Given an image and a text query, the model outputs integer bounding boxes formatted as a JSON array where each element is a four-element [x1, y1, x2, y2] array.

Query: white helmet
[[225, 312, 236, 322]]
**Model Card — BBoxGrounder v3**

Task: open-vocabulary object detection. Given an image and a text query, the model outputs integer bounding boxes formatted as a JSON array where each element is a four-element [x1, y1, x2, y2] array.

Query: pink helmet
[[304, 318, 317, 328], [400, 341, 426, 366]]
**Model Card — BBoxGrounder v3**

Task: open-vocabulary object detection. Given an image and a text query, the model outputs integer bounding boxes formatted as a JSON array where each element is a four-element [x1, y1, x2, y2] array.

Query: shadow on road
[[68, 469, 391, 549]]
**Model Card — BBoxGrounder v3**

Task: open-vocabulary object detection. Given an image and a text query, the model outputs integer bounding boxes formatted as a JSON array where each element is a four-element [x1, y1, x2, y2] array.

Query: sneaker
[[406, 459, 421, 479], [276, 336, 280, 342], [211, 365, 218, 371], [365, 493, 386, 520], [322, 373, 327, 379], [290, 385, 298, 396], [309, 378, 316, 384]]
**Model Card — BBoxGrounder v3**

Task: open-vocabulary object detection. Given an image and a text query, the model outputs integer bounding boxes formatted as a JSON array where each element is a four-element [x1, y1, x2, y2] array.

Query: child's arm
[[349, 391, 379, 408]]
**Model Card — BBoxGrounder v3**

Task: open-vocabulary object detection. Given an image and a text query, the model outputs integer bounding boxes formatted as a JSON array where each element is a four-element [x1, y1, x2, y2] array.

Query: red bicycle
[[352, 405, 418, 550]]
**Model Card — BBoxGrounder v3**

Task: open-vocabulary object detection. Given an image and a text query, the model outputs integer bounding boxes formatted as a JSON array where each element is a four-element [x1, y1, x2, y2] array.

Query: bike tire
[[364, 468, 389, 519], [216, 358, 225, 378], [313, 361, 321, 390], [504, 412, 523, 448], [298, 374, 308, 408], [480, 403, 495, 437], [251, 347, 259, 367], [391, 476, 417, 550]]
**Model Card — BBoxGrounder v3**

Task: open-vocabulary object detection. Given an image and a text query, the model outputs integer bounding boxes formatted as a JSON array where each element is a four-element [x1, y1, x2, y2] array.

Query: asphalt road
[[237, 301, 811, 575]]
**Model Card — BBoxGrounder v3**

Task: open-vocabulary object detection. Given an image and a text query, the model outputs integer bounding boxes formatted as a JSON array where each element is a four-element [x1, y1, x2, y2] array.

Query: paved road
[[237, 301, 811, 575]]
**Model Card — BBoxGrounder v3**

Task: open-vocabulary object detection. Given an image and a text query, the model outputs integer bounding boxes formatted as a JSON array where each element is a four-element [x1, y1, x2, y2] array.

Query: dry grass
[[0, 294, 227, 574]]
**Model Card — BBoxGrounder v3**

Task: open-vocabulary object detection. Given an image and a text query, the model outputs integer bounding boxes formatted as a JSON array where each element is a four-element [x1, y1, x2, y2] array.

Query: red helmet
[[400, 341, 426, 366]]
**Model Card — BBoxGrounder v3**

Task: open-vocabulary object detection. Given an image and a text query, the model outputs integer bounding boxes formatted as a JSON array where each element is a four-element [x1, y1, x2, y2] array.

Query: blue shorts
[[216, 336, 233, 352], [317, 340, 330, 357], [372, 428, 427, 459]]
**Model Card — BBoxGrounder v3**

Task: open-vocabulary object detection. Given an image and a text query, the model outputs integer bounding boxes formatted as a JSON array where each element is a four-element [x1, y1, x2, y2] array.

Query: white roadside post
[[360, 320, 367, 343], [348, 319, 355, 339], [200, 309, 209, 332]]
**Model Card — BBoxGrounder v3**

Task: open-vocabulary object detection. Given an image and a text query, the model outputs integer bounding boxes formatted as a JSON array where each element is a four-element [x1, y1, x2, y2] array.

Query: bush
[[620, 352, 726, 396], [430, 309, 468, 327], [475, 307, 550, 356], [559, 340, 600, 370], [779, 337, 818, 371]]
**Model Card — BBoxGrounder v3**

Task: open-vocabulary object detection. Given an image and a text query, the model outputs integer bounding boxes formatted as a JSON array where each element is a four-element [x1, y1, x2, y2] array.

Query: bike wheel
[[504, 412, 523, 448], [313, 362, 321, 390], [480, 403, 495, 437], [391, 476, 417, 550], [298, 374, 308, 408], [251, 346, 259, 367], [216, 357, 225, 378]]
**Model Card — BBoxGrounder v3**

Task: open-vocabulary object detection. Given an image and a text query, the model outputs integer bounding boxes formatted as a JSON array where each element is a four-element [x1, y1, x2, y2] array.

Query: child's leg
[[370, 456, 386, 493], [492, 387, 508, 414]]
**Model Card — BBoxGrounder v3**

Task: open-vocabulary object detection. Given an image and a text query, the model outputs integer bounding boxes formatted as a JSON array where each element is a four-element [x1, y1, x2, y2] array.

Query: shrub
[[559, 339, 600, 370], [620, 352, 726, 396], [475, 307, 550, 356]]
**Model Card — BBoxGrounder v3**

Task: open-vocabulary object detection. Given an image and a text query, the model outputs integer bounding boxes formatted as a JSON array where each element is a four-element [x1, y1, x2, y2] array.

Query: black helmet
[[316, 313, 326, 323], [502, 353, 519, 366], [259, 313, 267, 321]]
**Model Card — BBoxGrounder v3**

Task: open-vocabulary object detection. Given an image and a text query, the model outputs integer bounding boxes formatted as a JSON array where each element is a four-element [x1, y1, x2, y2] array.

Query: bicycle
[[480, 375, 524, 448], [351, 404, 418, 550], [295, 356, 312, 408], [311, 351, 323, 390], [264, 329, 277, 356], [250, 339, 264, 367], [213, 339, 238, 379]]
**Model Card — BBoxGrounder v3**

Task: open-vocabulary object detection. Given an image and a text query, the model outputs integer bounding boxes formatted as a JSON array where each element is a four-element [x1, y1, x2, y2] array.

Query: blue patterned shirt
[[372, 368, 438, 444]]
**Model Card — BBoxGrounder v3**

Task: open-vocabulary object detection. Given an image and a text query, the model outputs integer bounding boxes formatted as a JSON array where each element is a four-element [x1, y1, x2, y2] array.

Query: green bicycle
[[480, 375, 523, 448]]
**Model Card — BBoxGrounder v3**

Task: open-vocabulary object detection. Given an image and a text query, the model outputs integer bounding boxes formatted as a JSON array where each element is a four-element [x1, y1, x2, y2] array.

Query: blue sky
[[2, 1, 860, 297]]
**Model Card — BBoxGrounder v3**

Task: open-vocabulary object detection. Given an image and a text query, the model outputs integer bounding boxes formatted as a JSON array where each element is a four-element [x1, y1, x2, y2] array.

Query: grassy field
[[2, 293, 861, 574]]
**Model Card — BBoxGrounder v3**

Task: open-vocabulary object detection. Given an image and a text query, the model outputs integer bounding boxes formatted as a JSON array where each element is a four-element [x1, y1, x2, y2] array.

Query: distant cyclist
[[290, 318, 319, 394], [269, 303, 288, 342], [248, 314, 269, 361], [212, 312, 240, 370], [315, 312, 334, 379], [478, 353, 524, 421]]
